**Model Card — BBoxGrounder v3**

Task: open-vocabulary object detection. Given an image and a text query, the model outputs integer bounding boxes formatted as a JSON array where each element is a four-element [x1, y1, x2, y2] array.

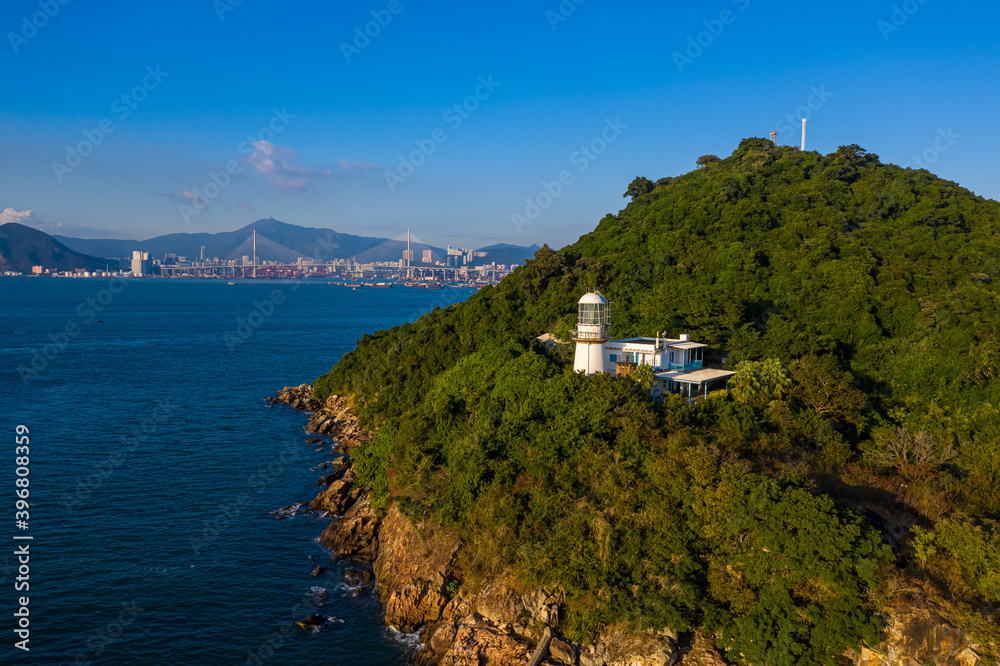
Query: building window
[[609, 354, 617, 362]]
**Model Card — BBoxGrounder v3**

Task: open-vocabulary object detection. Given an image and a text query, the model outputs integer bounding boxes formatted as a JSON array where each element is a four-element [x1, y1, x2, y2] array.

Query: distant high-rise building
[[402, 250, 414, 262], [131, 251, 151, 277], [422, 249, 432, 263]]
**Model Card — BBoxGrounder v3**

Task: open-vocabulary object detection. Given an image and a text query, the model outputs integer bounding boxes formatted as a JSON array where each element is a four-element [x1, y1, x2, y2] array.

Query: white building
[[131, 251, 151, 277], [571, 292, 734, 401], [572, 292, 610, 375]]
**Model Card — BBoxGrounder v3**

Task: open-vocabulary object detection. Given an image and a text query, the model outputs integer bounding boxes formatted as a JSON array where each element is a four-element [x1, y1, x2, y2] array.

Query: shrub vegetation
[[314, 139, 1000, 663]]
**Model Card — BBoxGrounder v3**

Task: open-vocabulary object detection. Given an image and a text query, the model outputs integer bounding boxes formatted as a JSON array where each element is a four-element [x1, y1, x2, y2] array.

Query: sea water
[[0, 277, 474, 665]]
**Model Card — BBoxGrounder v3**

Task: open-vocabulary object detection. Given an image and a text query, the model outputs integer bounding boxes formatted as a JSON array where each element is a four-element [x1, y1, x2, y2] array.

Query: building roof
[[670, 341, 707, 349], [654, 368, 736, 384], [578, 292, 609, 305], [535, 333, 567, 345]]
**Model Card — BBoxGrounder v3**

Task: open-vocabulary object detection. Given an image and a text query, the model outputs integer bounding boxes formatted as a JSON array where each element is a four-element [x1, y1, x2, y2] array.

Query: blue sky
[[2, 0, 998, 249]]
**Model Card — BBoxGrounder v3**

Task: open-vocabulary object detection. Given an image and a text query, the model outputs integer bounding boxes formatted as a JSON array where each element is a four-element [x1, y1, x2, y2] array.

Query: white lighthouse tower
[[573, 292, 609, 375]]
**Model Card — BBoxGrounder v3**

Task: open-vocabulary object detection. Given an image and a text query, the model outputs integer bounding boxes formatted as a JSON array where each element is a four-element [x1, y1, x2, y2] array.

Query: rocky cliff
[[272, 384, 989, 666]]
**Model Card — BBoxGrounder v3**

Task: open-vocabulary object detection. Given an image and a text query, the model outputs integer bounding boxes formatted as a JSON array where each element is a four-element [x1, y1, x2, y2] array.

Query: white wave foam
[[268, 502, 308, 519], [385, 625, 422, 649], [332, 582, 359, 596]]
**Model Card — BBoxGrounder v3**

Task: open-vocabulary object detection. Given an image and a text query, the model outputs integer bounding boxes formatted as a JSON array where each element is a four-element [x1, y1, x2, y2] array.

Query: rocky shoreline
[[271, 383, 986, 666]]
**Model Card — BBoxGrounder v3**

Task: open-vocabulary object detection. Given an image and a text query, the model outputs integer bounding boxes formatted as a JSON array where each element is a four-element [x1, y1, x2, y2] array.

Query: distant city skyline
[[3, 1, 999, 249]]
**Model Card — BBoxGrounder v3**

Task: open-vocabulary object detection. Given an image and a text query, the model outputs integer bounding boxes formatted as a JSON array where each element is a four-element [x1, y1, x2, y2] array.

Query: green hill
[[0, 222, 117, 273], [313, 138, 1000, 664]]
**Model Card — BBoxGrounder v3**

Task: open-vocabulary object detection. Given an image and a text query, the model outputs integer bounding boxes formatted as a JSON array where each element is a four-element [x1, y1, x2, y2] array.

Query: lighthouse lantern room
[[573, 291, 610, 375]]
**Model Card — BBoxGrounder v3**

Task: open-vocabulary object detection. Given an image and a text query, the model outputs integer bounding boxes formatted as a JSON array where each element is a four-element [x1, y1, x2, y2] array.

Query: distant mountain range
[[52, 218, 538, 267], [0, 218, 538, 272], [0, 223, 118, 273], [473, 243, 543, 267]]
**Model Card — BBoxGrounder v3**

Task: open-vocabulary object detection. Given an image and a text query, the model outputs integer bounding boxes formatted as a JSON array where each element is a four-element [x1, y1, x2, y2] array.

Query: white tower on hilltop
[[573, 292, 609, 375]]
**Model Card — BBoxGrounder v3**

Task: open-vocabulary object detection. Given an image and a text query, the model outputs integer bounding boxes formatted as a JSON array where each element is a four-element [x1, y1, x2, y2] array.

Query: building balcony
[[667, 360, 703, 372]]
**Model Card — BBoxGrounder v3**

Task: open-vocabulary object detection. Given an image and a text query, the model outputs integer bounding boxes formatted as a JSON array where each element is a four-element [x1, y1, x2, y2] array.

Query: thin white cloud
[[266, 175, 311, 191], [239, 142, 378, 190], [160, 191, 207, 207], [181, 190, 206, 206], [238, 201, 255, 212], [340, 159, 380, 173], [245, 141, 334, 190]]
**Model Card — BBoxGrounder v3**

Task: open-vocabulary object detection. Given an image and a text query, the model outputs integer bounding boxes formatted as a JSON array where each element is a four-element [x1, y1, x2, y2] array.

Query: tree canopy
[[315, 137, 1000, 662], [623, 176, 654, 199]]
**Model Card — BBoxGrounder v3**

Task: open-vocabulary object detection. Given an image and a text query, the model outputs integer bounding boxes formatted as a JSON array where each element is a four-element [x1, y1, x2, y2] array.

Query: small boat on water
[[227, 281, 236, 285], [370, 282, 393, 288]]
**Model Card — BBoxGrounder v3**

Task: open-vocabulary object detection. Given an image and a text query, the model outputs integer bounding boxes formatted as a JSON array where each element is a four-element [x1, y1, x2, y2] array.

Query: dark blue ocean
[[0, 277, 474, 665]]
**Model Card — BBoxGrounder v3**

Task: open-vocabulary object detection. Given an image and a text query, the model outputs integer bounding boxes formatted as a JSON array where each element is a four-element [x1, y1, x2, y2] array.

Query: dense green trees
[[314, 138, 1000, 662], [346, 340, 890, 660], [623, 176, 654, 199], [729, 358, 791, 405], [913, 518, 1000, 603], [691, 471, 889, 665], [788, 354, 867, 427]]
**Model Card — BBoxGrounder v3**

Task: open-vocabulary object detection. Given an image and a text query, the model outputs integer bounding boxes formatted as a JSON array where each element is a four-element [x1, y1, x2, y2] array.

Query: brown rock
[[315, 471, 343, 486], [345, 569, 374, 588], [296, 614, 326, 631], [311, 565, 322, 576], [549, 637, 577, 664], [309, 478, 355, 514], [579, 652, 606, 666], [842, 607, 985, 666], [437, 620, 534, 666], [319, 494, 380, 561], [475, 572, 526, 625], [597, 624, 678, 666], [676, 632, 724, 666], [374, 505, 460, 632], [430, 619, 460, 656]]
